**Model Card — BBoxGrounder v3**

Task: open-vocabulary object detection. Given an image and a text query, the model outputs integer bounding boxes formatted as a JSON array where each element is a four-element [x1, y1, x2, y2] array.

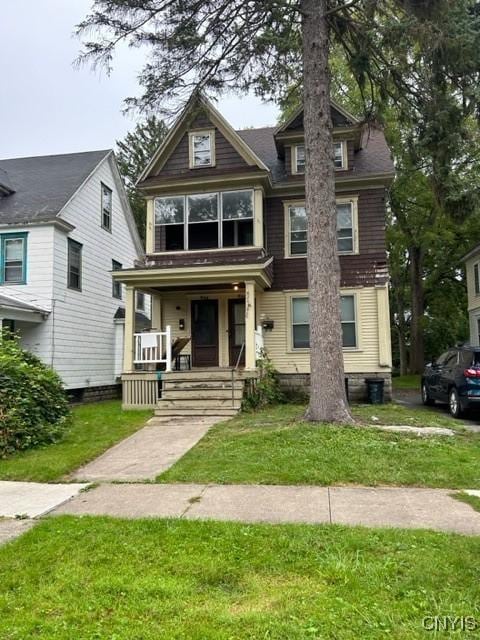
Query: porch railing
[[134, 326, 172, 371]]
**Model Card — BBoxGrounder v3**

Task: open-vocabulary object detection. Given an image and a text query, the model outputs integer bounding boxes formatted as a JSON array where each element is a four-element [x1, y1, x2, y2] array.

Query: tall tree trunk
[[409, 246, 425, 373], [302, 0, 353, 423], [392, 280, 408, 375]]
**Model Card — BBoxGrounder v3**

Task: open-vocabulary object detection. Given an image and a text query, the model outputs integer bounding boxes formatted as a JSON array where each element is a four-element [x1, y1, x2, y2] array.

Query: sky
[[0, 0, 279, 159]]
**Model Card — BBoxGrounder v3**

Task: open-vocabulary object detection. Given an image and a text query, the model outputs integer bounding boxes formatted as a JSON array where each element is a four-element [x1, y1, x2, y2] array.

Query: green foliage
[[242, 350, 284, 411], [116, 116, 168, 244], [0, 331, 70, 457]]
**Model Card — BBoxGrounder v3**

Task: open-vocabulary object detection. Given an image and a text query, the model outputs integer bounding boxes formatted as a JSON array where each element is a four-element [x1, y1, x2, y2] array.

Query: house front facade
[[463, 245, 480, 346], [115, 95, 394, 408], [0, 150, 148, 400]]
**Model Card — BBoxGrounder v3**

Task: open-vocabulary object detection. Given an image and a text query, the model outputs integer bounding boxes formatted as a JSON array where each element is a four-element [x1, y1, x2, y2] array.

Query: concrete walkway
[[71, 416, 221, 482], [53, 483, 480, 536], [0, 481, 88, 518]]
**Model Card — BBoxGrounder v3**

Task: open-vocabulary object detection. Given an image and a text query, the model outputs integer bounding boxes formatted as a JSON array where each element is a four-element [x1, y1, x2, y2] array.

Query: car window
[[473, 352, 480, 366], [459, 350, 474, 367], [444, 352, 458, 367], [435, 351, 451, 366]]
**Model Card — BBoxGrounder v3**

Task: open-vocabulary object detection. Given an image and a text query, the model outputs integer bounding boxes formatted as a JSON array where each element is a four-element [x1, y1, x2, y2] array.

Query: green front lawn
[[392, 375, 422, 391], [0, 401, 151, 482], [1, 516, 479, 639], [158, 404, 480, 488]]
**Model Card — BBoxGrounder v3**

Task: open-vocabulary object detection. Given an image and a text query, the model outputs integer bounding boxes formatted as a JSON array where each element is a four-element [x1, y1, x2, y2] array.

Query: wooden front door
[[191, 299, 219, 367], [228, 299, 246, 367]]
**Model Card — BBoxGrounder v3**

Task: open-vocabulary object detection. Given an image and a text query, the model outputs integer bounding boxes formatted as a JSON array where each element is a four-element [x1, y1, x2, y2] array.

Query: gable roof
[[275, 100, 360, 135], [237, 125, 393, 184], [137, 93, 269, 185], [0, 167, 15, 196], [0, 149, 110, 226]]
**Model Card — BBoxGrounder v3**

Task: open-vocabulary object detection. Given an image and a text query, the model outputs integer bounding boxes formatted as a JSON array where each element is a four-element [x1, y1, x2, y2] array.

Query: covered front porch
[[114, 255, 272, 408]]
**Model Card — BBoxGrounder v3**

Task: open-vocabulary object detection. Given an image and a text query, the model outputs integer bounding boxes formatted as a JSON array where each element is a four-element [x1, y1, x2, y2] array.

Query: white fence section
[[134, 326, 172, 371]]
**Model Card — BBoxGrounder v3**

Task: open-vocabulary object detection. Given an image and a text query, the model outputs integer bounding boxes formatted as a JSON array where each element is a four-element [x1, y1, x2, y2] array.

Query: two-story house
[[114, 94, 394, 413], [0, 149, 148, 400]]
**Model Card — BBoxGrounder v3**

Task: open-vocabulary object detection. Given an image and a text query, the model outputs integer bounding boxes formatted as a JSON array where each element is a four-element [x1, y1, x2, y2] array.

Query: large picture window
[[154, 189, 254, 251], [0, 233, 27, 284], [286, 199, 357, 257], [291, 294, 357, 349]]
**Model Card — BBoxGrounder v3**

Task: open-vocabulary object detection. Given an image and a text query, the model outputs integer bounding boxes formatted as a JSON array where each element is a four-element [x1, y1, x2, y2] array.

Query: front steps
[[155, 369, 253, 418]]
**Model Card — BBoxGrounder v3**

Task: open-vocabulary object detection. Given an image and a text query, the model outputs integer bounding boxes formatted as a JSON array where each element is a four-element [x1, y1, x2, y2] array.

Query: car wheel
[[421, 382, 434, 406], [448, 387, 463, 418]]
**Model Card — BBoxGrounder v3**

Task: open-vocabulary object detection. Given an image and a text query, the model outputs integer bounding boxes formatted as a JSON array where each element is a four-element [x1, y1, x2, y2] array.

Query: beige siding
[[257, 286, 389, 374], [466, 254, 480, 312]]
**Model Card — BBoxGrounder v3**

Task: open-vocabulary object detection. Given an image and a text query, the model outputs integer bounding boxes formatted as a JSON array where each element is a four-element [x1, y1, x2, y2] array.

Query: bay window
[[154, 189, 254, 251], [291, 294, 357, 349]]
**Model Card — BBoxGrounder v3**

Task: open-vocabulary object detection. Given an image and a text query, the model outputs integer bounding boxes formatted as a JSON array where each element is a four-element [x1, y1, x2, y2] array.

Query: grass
[[0, 516, 479, 639], [158, 403, 480, 488], [453, 492, 480, 513], [392, 375, 421, 391], [0, 401, 151, 482]]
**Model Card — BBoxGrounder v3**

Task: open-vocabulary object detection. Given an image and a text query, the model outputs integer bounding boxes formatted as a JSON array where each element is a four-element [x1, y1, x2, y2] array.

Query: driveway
[[394, 389, 480, 432]]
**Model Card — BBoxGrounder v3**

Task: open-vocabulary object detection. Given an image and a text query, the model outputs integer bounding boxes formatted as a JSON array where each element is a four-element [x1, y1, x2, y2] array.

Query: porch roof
[[112, 256, 273, 290], [0, 293, 49, 323]]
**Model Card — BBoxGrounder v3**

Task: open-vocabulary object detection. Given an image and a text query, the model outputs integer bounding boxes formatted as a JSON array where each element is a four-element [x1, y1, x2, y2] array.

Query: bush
[[0, 331, 70, 457], [242, 350, 285, 411]]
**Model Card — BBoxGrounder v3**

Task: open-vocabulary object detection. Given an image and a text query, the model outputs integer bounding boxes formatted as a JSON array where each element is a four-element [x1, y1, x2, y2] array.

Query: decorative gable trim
[[137, 93, 269, 184]]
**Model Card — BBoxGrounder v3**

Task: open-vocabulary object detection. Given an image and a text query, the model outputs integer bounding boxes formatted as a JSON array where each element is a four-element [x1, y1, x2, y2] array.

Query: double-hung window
[[292, 141, 347, 174], [67, 239, 82, 291], [189, 130, 215, 167], [101, 183, 113, 231], [474, 263, 480, 295], [154, 189, 254, 251], [286, 199, 357, 257], [0, 233, 27, 284], [291, 294, 357, 349], [112, 260, 122, 299]]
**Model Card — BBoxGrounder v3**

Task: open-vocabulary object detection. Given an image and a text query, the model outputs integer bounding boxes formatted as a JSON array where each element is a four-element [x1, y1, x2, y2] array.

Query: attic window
[[334, 141, 347, 169], [101, 183, 113, 231], [189, 130, 215, 168], [293, 145, 305, 174]]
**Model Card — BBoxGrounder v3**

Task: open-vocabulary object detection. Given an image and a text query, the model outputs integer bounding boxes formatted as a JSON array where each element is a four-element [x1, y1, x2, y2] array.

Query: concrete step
[[154, 408, 239, 417], [159, 398, 240, 409], [162, 389, 243, 400]]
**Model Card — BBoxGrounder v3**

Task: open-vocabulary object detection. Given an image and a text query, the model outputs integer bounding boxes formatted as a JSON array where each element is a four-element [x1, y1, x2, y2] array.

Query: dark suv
[[422, 346, 480, 417]]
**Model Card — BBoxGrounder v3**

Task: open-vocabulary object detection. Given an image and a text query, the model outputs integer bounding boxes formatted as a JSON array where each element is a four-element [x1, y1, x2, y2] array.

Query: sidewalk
[[52, 483, 480, 536]]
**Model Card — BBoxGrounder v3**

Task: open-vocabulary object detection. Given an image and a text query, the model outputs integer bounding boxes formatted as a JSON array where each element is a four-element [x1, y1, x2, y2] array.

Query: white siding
[[50, 155, 144, 389]]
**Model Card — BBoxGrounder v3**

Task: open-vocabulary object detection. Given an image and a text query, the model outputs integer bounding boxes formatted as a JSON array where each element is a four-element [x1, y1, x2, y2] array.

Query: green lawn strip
[[0, 516, 479, 639], [0, 401, 152, 482], [158, 404, 480, 488], [352, 402, 462, 429], [452, 492, 480, 513], [392, 375, 422, 391]]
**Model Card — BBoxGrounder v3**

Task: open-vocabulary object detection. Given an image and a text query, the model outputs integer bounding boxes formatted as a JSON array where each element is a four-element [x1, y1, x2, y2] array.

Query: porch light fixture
[[232, 282, 239, 291]]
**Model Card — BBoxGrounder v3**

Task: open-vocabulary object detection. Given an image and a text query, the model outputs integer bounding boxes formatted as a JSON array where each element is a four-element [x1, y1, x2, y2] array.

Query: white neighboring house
[[0, 150, 150, 399]]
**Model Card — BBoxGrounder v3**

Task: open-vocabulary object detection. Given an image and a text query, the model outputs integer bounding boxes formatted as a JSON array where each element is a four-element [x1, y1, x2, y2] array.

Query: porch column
[[151, 293, 162, 331], [123, 285, 136, 372], [245, 280, 256, 369]]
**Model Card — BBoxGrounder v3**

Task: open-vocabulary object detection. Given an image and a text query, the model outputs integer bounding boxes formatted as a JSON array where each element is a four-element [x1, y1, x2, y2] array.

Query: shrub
[[0, 331, 70, 457], [242, 350, 285, 411]]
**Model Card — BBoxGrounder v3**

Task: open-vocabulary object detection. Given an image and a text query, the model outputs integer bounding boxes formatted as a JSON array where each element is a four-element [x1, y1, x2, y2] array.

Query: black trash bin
[[365, 378, 384, 404]]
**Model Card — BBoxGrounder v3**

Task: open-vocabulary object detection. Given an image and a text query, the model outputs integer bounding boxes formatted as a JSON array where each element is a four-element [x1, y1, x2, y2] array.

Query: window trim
[[0, 232, 28, 285], [101, 182, 113, 232], [291, 144, 305, 175], [154, 188, 255, 252], [67, 238, 83, 292], [474, 262, 480, 296], [334, 140, 348, 170], [112, 259, 122, 299], [188, 129, 216, 169], [283, 197, 359, 259], [286, 290, 360, 353]]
